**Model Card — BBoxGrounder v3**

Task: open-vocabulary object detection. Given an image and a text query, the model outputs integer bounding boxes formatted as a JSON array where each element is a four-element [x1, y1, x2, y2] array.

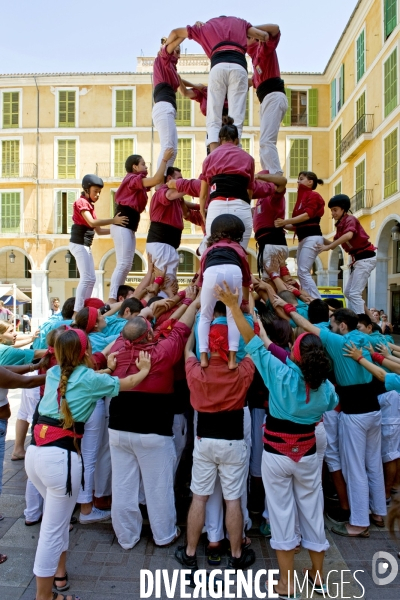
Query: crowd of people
[[0, 14, 399, 600]]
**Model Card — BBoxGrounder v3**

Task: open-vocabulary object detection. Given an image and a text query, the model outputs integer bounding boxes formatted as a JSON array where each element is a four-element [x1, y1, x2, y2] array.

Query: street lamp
[[179, 252, 184, 264], [391, 222, 400, 241], [9, 251, 15, 263], [65, 251, 72, 264]]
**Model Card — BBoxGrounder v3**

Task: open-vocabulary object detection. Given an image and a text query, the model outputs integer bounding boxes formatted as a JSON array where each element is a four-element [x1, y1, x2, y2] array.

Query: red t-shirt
[[185, 206, 205, 234], [247, 32, 281, 89], [187, 17, 252, 59], [201, 142, 255, 185], [72, 195, 97, 227], [334, 214, 374, 255], [175, 177, 201, 197], [111, 322, 191, 394], [191, 87, 208, 116], [292, 185, 325, 220], [149, 184, 184, 230], [115, 172, 149, 213], [253, 188, 286, 233], [152, 46, 180, 90], [198, 239, 251, 287], [186, 355, 254, 412]]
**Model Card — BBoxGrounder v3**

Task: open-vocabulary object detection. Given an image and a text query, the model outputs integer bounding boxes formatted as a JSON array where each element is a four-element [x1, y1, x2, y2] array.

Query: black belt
[[295, 217, 322, 241], [210, 174, 250, 203], [256, 77, 285, 103], [210, 41, 247, 71], [70, 224, 95, 247], [115, 204, 140, 232], [147, 221, 182, 249], [336, 381, 380, 414], [153, 83, 177, 110]]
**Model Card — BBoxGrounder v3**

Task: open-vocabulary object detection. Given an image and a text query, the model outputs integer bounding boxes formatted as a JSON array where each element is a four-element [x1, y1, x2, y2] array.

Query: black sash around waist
[[255, 227, 287, 276], [70, 224, 95, 247], [351, 249, 376, 261], [256, 77, 286, 104], [296, 217, 322, 241], [211, 40, 247, 71], [263, 412, 316, 455], [153, 83, 177, 110], [147, 221, 182, 249], [336, 381, 380, 414], [109, 391, 175, 436], [115, 204, 140, 232], [210, 174, 250, 203], [197, 408, 244, 440]]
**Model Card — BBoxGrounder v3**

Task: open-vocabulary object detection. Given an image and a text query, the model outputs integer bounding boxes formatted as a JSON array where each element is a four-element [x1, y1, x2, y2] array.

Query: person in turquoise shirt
[[33, 297, 75, 350]]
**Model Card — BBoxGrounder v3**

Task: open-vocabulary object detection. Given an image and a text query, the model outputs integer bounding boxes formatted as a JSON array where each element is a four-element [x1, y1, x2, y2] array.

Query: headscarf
[[208, 324, 229, 362], [86, 307, 98, 334], [84, 298, 104, 310], [292, 332, 312, 404]]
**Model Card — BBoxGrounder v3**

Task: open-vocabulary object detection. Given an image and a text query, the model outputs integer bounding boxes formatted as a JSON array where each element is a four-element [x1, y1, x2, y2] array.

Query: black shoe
[[325, 507, 350, 524], [228, 547, 255, 571], [174, 545, 198, 570]]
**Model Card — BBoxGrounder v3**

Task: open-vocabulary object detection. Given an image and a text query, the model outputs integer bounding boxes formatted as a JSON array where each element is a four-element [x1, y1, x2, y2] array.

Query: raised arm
[[215, 282, 255, 345], [81, 211, 128, 230], [343, 342, 386, 382], [253, 23, 280, 37], [255, 172, 287, 193], [164, 27, 189, 50], [143, 148, 174, 188], [272, 294, 321, 336], [247, 26, 269, 42], [179, 79, 198, 100]]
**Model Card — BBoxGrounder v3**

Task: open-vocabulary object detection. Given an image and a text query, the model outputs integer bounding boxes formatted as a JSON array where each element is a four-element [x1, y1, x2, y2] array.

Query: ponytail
[[219, 116, 238, 143], [299, 171, 324, 190]]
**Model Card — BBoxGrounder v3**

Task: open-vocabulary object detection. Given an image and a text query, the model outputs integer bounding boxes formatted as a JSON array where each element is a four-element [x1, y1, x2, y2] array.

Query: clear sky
[[0, 0, 359, 75]]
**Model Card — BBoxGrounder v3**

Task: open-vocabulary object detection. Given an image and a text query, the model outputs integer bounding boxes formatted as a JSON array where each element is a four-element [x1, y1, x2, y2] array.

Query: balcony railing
[[290, 113, 308, 126], [340, 114, 374, 156], [0, 218, 37, 235], [96, 163, 124, 179], [350, 189, 373, 213], [0, 163, 37, 178]]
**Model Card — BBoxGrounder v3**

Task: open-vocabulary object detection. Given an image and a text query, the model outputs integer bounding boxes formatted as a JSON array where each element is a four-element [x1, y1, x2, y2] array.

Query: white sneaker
[[79, 507, 111, 524]]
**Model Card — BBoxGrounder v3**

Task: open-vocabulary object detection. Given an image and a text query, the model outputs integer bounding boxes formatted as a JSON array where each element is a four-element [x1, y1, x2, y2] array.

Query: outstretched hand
[[271, 293, 286, 309], [343, 342, 362, 361], [136, 350, 151, 372], [214, 281, 239, 308]]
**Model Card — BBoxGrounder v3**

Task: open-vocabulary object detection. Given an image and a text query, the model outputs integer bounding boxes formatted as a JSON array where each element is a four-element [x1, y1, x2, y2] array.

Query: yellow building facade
[[0, 0, 399, 327]]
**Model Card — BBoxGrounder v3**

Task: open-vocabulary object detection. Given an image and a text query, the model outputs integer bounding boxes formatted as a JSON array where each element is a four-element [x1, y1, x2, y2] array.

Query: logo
[[372, 552, 399, 586]]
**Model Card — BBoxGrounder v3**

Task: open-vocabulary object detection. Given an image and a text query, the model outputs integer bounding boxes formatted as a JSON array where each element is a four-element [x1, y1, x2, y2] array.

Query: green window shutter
[[115, 90, 133, 127], [308, 89, 318, 127], [331, 80, 336, 121], [356, 92, 366, 122], [335, 125, 342, 170], [282, 89, 291, 126], [243, 92, 250, 126], [340, 64, 345, 109], [59, 91, 76, 127], [2, 92, 19, 128], [114, 139, 134, 177], [1, 140, 20, 177], [176, 138, 192, 179], [287, 191, 297, 218], [384, 129, 398, 198], [334, 181, 342, 196], [356, 31, 365, 82], [176, 93, 191, 126], [289, 139, 308, 179], [384, 48, 398, 117], [56, 191, 63, 233], [355, 160, 365, 193], [67, 191, 75, 232], [58, 140, 76, 179], [1, 192, 21, 232], [385, 0, 397, 39], [241, 138, 250, 154]]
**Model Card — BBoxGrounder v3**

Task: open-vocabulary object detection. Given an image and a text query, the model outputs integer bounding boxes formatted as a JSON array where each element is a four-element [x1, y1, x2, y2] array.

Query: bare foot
[[200, 352, 209, 368], [228, 351, 238, 370]]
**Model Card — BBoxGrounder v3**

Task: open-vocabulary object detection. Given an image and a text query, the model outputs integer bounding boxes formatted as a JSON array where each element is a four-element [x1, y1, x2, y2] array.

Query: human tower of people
[[0, 14, 400, 600]]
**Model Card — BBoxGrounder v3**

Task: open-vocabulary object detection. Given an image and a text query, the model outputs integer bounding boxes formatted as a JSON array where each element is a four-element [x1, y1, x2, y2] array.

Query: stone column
[[30, 269, 49, 329], [327, 269, 341, 287], [368, 257, 389, 312], [340, 264, 350, 299], [316, 269, 329, 287], [93, 270, 105, 301]]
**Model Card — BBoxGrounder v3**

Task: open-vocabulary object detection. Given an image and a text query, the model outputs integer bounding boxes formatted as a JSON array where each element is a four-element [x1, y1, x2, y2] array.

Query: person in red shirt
[[275, 171, 325, 299], [198, 214, 251, 370], [164, 17, 268, 151], [252, 170, 288, 280], [152, 35, 185, 173], [69, 174, 128, 315], [167, 176, 206, 234], [247, 24, 288, 175], [316, 194, 377, 314], [200, 119, 255, 249], [108, 148, 174, 304]]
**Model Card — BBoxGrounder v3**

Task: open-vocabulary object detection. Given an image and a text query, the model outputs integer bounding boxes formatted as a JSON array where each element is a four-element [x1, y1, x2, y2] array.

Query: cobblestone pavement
[[1, 390, 400, 599]]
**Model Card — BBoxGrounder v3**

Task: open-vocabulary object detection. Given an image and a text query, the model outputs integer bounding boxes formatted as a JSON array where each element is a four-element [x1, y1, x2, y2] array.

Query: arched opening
[[328, 246, 344, 287], [177, 249, 199, 273], [372, 215, 400, 332], [47, 247, 78, 308], [103, 250, 147, 294], [287, 248, 324, 286], [0, 248, 33, 324]]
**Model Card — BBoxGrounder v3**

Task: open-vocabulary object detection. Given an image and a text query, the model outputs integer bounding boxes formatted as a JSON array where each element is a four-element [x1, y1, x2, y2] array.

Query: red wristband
[[178, 291, 186, 299], [280, 266, 290, 277], [372, 352, 385, 365], [356, 356, 363, 363], [154, 277, 164, 285], [292, 288, 301, 297], [283, 303, 297, 316], [182, 298, 192, 306]]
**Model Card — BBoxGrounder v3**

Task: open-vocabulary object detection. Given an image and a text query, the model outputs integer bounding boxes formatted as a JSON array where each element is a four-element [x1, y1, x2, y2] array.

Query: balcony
[[0, 218, 37, 236], [350, 189, 373, 214], [0, 163, 37, 179], [96, 163, 124, 180], [340, 115, 374, 161]]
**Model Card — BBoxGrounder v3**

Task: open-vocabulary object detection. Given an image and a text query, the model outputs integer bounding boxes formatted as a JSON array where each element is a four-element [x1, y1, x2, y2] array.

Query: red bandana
[[86, 307, 98, 334], [208, 324, 229, 362]]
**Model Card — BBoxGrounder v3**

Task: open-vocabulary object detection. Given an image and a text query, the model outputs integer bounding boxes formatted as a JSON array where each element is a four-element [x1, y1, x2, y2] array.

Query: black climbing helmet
[[328, 194, 351, 212], [82, 174, 104, 192]]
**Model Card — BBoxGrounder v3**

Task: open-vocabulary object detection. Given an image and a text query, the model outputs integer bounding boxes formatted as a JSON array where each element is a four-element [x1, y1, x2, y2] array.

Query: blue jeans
[[0, 418, 8, 496]]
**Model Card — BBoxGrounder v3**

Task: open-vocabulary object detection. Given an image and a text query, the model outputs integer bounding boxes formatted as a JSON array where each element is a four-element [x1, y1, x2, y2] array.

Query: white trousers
[[77, 399, 105, 504], [152, 101, 178, 174], [173, 413, 187, 476], [24, 478, 43, 523], [323, 409, 341, 473], [206, 63, 248, 144], [345, 256, 377, 314], [261, 245, 289, 280], [259, 91, 288, 175], [339, 411, 387, 526], [296, 235, 323, 299], [206, 199, 253, 250], [262, 450, 329, 552], [109, 429, 177, 548], [379, 391, 400, 462], [109, 225, 136, 301], [69, 242, 96, 312], [25, 445, 82, 577], [16, 377, 40, 422], [145, 242, 180, 280], [94, 396, 112, 498], [199, 264, 243, 353]]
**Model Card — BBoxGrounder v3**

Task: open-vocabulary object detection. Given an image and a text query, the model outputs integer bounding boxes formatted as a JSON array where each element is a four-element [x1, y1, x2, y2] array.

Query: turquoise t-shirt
[[0, 344, 35, 365], [33, 317, 73, 350], [385, 373, 400, 394], [89, 332, 118, 353], [194, 312, 254, 362], [318, 327, 373, 387], [290, 300, 309, 328], [103, 314, 127, 337]]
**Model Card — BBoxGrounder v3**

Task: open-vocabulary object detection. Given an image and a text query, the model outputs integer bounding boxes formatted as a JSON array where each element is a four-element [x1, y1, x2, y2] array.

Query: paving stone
[[0, 546, 35, 587], [0, 518, 41, 549], [0, 586, 26, 600], [0, 495, 26, 519]]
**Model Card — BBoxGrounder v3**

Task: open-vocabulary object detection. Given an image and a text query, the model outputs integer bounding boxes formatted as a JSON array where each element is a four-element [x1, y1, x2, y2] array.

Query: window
[[291, 90, 307, 125], [288, 139, 309, 178], [241, 137, 251, 154], [243, 92, 250, 126], [58, 91, 76, 128], [0, 192, 21, 233], [385, 0, 397, 39], [384, 129, 398, 198], [115, 90, 133, 127], [2, 92, 19, 129], [356, 30, 365, 82], [24, 256, 31, 279], [355, 159, 366, 195], [57, 140, 76, 179], [176, 93, 191, 126], [384, 49, 398, 118], [286, 191, 297, 218], [56, 191, 75, 233], [335, 125, 342, 170], [182, 220, 192, 234], [114, 138, 134, 177], [131, 253, 143, 271], [282, 89, 318, 127], [176, 138, 192, 178], [177, 250, 194, 273], [334, 181, 342, 196], [68, 254, 80, 278], [331, 65, 345, 120], [356, 92, 366, 122], [1, 140, 20, 177]]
